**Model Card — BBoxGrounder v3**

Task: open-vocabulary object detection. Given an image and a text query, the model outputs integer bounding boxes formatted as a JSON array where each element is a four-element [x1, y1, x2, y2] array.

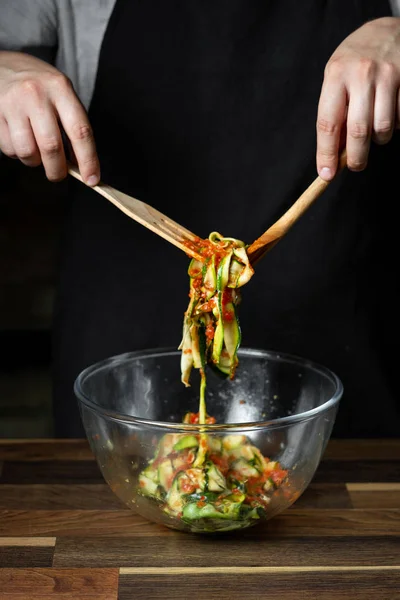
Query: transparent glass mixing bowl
[[74, 348, 343, 534]]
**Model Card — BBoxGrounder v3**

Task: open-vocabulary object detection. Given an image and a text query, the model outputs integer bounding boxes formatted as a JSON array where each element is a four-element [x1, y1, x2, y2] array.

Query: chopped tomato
[[192, 278, 203, 289], [205, 323, 215, 340], [223, 309, 234, 322], [184, 412, 216, 425], [180, 480, 196, 494], [270, 469, 287, 486], [201, 299, 216, 313], [198, 240, 229, 261]]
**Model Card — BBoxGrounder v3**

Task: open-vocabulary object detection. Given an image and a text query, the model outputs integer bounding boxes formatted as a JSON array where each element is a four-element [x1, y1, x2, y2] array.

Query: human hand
[[0, 51, 100, 184], [317, 17, 400, 181]]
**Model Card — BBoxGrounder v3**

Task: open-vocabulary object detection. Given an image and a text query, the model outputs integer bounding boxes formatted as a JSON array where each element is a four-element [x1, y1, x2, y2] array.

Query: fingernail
[[86, 175, 99, 186], [319, 167, 332, 181]]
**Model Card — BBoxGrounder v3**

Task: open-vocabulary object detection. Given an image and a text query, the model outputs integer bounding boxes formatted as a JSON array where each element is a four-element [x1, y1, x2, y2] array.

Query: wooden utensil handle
[[247, 149, 348, 261]]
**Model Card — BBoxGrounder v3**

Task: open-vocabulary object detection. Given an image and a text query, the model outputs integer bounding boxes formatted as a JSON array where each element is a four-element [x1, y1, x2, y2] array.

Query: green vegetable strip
[[199, 372, 206, 424], [179, 232, 254, 386]]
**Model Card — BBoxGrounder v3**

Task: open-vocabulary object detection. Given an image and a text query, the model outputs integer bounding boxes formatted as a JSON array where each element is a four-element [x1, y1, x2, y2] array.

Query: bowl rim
[[74, 347, 344, 431]]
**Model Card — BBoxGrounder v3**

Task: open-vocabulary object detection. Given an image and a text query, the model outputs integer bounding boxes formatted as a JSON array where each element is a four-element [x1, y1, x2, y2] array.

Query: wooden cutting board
[[0, 438, 399, 599]]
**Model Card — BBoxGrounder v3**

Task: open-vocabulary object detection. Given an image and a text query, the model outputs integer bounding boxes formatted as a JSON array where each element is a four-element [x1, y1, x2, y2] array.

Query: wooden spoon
[[247, 149, 348, 265], [67, 163, 205, 262]]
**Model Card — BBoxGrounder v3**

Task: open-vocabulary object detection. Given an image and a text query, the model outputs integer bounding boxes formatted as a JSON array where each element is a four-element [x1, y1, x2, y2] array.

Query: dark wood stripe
[[0, 546, 54, 568], [312, 460, 400, 483], [0, 485, 126, 510], [1, 458, 397, 485], [3, 457, 395, 486], [322, 439, 400, 461], [0, 483, 352, 511], [0, 440, 93, 462], [1, 509, 399, 537], [118, 571, 400, 599], [0, 439, 398, 462], [0, 510, 157, 537], [0, 461, 103, 484], [52, 535, 400, 568], [0, 568, 119, 599], [292, 483, 352, 508]]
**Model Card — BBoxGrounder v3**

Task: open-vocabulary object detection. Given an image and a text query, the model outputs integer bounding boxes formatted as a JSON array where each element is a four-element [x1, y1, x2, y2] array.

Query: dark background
[[0, 154, 66, 437]]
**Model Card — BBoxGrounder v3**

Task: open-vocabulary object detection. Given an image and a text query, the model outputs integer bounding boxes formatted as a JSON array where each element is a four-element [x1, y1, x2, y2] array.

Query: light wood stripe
[[0, 537, 56, 547], [120, 566, 400, 576], [347, 483, 400, 492]]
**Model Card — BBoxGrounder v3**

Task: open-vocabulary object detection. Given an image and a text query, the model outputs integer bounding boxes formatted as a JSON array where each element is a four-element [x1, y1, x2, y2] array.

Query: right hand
[[0, 51, 100, 184]]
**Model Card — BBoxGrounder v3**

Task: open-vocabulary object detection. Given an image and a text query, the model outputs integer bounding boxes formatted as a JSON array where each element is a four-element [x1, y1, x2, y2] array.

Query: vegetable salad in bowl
[[139, 413, 287, 533]]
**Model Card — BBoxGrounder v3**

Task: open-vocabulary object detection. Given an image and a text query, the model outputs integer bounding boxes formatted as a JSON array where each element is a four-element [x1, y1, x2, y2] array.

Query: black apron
[[53, 0, 400, 438]]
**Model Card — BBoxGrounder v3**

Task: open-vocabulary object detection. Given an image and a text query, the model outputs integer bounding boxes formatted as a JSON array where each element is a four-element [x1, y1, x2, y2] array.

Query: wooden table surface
[[0, 438, 399, 599]]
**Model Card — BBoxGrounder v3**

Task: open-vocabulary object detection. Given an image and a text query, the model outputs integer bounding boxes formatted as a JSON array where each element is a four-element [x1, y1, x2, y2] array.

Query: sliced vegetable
[[179, 232, 254, 392], [174, 435, 199, 451], [158, 458, 174, 491], [206, 462, 226, 492], [138, 413, 288, 532]]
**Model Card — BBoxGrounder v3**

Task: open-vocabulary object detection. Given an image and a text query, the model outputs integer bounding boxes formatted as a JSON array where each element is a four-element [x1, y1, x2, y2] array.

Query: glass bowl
[[74, 348, 343, 534]]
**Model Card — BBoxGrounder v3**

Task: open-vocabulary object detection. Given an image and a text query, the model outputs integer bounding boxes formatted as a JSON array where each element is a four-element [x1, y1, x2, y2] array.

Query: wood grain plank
[[0, 510, 159, 537], [347, 484, 400, 509], [0, 461, 103, 484], [349, 491, 400, 509], [0, 538, 56, 547], [347, 483, 400, 491], [0, 546, 54, 568], [52, 536, 400, 568], [0, 438, 398, 461], [0, 568, 118, 599], [0, 483, 351, 511], [118, 571, 400, 599], [0, 485, 125, 510], [292, 484, 352, 508], [120, 566, 400, 574], [322, 439, 400, 461], [0, 440, 93, 461], [1, 509, 399, 537], [312, 460, 400, 483], [3, 458, 396, 485]]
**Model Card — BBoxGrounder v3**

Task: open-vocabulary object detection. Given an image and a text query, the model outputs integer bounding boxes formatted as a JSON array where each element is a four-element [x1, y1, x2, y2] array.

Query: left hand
[[317, 17, 400, 180]]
